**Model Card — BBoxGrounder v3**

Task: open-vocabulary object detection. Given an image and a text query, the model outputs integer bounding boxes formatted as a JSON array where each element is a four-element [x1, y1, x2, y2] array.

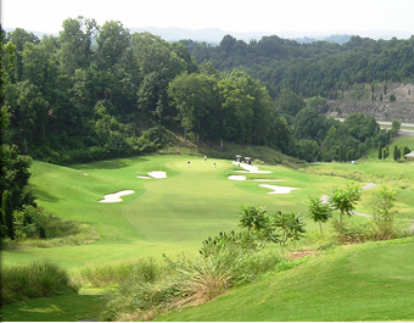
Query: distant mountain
[[3, 26, 412, 45]]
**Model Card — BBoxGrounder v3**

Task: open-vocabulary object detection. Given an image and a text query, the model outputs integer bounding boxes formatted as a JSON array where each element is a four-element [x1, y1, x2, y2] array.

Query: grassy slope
[[3, 154, 363, 271], [157, 239, 414, 321]]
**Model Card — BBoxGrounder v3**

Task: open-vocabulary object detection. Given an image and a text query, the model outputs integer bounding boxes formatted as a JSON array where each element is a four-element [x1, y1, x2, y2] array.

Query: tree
[[294, 107, 330, 142], [378, 143, 383, 159], [272, 211, 306, 246], [370, 186, 397, 240], [391, 119, 401, 137], [2, 190, 15, 240], [168, 73, 218, 146], [276, 89, 305, 116], [393, 145, 399, 161], [307, 196, 332, 235], [237, 205, 268, 233], [329, 184, 361, 227], [96, 20, 130, 70]]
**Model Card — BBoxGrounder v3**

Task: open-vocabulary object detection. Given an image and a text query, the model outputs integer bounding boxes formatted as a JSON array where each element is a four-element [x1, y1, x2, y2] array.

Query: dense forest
[[181, 34, 414, 98], [1, 16, 406, 166], [2, 16, 409, 241]]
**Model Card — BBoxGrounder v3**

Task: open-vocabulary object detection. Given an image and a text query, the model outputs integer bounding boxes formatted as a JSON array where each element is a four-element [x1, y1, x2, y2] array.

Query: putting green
[[2, 155, 384, 270]]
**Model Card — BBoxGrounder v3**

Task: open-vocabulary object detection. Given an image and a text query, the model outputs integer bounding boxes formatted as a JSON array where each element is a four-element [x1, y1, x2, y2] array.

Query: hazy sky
[[2, 0, 414, 34]]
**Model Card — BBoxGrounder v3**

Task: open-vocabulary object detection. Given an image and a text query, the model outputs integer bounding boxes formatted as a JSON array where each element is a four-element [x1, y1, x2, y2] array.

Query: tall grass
[[76, 258, 167, 288], [1, 260, 79, 305], [101, 248, 286, 321], [2, 215, 99, 249]]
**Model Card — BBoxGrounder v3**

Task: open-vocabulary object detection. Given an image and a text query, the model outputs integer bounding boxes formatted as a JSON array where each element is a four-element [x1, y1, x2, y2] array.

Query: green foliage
[[238, 205, 268, 233], [370, 186, 398, 240], [1, 260, 78, 305], [77, 258, 165, 288], [102, 249, 283, 321], [329, 184, 362, 226], [307, 196, 332, 235], [2, 190, 15, 240]]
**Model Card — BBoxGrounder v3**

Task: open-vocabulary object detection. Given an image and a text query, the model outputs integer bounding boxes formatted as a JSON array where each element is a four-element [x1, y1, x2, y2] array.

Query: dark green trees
[[2, 190, 15, 240]]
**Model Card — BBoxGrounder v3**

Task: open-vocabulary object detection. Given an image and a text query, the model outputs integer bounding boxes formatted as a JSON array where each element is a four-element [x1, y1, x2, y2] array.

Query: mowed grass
[[2, 154, 368, 270], [2, 295, 108, 322], [308, 135, 414, 218], [157, 239, 414, 321]]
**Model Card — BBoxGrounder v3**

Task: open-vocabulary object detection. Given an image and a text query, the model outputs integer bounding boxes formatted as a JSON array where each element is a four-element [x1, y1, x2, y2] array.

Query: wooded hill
[[182, 34, 414, 99], [1, 17, 405, 168]]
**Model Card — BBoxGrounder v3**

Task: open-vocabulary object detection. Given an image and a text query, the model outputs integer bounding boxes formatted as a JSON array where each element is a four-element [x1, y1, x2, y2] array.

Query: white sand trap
[[83, 173, 89, 176], [259, 184, 298, 194], [228, 175, 246, 181], [251, 179, 283, 182], [232, 162, 272, 174], [362, 183, 376, 190], [148, 171, 167, 179], [99, 190, 135, 203], [137, 176, 152, 179], [320, 195, 329, 204]]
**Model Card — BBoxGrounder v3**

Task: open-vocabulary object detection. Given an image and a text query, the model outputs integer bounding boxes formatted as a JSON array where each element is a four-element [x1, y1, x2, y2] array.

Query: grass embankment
[[158, 238, 414, 321]]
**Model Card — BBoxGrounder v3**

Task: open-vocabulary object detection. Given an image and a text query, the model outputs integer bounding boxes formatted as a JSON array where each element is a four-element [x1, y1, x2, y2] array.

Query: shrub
[[77, 258, 165, 288], [102, 249, 284, 321], [1, 260, 78, 305]]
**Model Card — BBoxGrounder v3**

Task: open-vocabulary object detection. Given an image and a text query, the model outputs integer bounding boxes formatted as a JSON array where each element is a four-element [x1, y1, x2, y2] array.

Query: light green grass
[[2, 154, 368, 271], [157, 239, 414, 321]]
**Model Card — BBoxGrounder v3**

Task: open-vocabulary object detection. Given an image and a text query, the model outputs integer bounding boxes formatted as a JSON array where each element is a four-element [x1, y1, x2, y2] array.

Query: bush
[[102, 249, 284, 321], [77, 258, 165, 288], [1, 260, 78, 305]]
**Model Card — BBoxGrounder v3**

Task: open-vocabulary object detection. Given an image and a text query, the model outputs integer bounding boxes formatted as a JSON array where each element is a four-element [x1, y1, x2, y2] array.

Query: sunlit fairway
[[1, 154, 373, 271]]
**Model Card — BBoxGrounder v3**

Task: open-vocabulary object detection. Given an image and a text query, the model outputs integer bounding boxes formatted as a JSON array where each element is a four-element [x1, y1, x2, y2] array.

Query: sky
[[2, 0, 414, 35]]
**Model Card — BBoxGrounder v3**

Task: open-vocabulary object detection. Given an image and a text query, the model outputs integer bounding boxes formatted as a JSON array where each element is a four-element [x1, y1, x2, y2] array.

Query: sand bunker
[[99, 190, 135, 203], [228, 175, 247, 181], [137, 176, 152, 179], [148, 171, 167, 179], [232, 162, 272, 174], [259, 184, 298, 194], [362, 183, 376, 190]]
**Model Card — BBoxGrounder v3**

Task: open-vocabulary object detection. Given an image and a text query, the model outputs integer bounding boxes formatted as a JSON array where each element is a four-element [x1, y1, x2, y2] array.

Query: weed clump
[[101, 249, 284, 321], [1, 260, 79, 305]]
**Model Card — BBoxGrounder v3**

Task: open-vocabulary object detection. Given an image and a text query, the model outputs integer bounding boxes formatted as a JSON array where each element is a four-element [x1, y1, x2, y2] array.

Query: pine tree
[[2, 191, 15, 240], [393, 145, 398, 161], [378, 144, 383, 159]]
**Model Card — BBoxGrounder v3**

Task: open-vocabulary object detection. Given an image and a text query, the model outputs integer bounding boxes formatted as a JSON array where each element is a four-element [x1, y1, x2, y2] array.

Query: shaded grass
[[1, 295, 108, 322], [1, 260, 79, 305]]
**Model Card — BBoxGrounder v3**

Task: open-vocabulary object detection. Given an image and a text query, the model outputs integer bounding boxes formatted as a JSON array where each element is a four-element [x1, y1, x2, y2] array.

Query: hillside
[[157, 239, 414, 321], [325, 83, 414, 122]]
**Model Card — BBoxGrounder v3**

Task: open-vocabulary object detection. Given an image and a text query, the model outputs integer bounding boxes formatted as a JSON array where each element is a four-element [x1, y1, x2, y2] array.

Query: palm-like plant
[[329, 184, 361, 227], [308, 196, 332, 236]]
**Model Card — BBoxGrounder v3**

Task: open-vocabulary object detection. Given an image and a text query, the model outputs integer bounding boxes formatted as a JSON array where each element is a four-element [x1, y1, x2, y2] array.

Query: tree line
[[181, 34, 414, 98]]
